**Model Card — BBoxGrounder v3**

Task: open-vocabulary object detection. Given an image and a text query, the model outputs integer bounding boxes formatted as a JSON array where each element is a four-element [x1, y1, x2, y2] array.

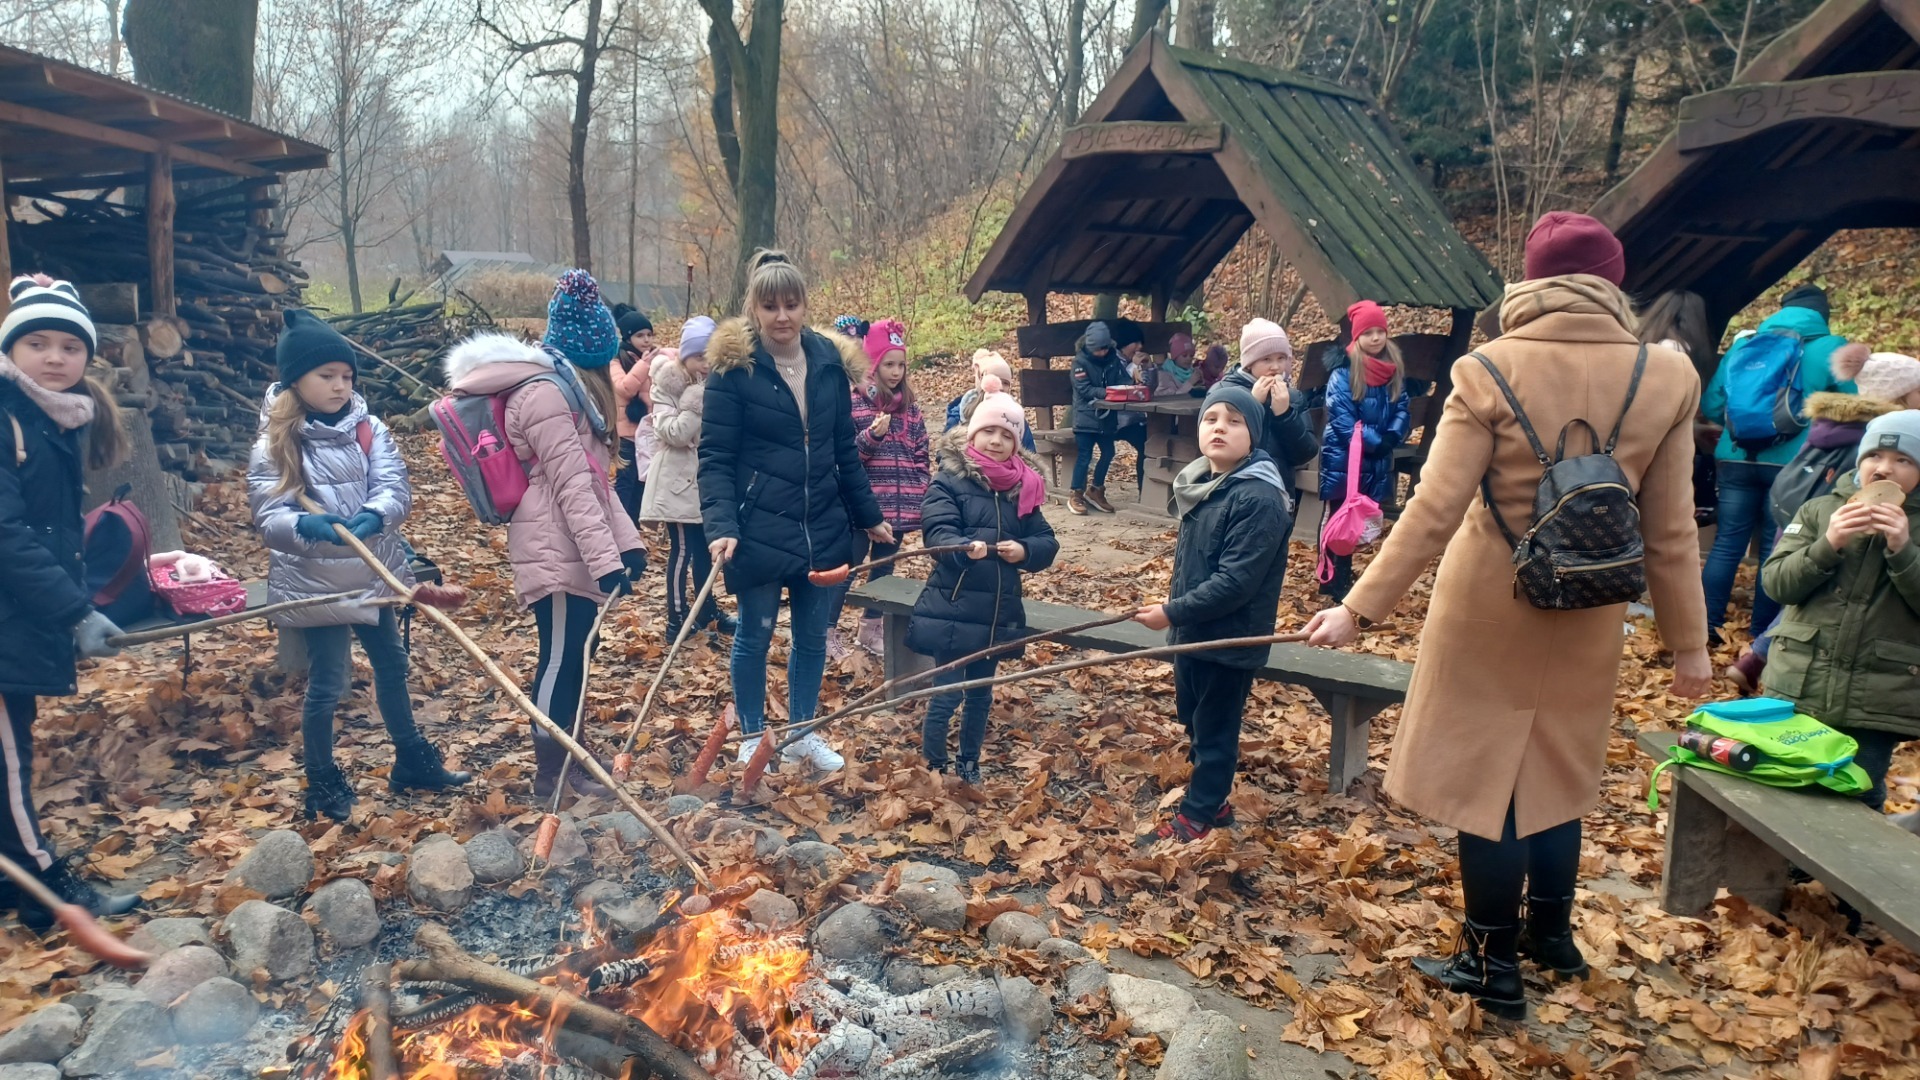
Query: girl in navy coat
[[909, 384, 1058, 785], [1319, 300, 1411, 599]]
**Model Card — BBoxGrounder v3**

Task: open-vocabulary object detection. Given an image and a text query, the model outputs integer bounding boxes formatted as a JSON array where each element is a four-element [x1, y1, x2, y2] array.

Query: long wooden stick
[[105, 591, 363, 647], [361, 961, 400, 1080], [293, 495, 709, 889], [806, 542, 975, 586], [396, 924, 707, 1080], [616, 558, 727, 770], [0, 853, 152, 970]]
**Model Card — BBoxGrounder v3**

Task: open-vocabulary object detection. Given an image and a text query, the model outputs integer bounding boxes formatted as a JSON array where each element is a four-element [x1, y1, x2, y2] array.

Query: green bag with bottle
[[1647, 697, 1872, 808]]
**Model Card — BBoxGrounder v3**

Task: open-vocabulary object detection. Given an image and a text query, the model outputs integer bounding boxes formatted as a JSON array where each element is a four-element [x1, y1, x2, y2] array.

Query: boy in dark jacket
[[1135, 383, 1293, 842], [1069, 321, 1131, 515], [1760, 410, 1920, 811], [909, 390, 1058, 785]]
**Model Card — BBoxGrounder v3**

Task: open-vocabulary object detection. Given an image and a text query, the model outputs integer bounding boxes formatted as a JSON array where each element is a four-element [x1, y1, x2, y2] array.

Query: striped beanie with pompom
[[2, 275, 96, 360]]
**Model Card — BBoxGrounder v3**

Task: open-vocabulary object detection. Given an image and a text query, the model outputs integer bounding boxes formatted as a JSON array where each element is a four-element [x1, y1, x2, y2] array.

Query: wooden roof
[[967, 35, 1502, 313], [0, 44, 329, 191], [1591, 0, 1920, 332]]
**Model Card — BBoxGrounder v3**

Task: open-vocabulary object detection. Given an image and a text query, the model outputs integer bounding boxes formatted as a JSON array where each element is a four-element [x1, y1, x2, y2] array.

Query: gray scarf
[[1171, 453, 1288, 519]]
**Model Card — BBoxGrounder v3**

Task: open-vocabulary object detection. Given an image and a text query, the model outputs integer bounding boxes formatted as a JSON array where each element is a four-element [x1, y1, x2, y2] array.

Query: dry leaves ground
[[3, 351, 1918, 1079]]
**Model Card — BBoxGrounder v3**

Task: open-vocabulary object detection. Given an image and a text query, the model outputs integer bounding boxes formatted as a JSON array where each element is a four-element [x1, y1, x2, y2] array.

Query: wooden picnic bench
[[849, 574, 1412, 793], [1636, 730, 1920, 954]]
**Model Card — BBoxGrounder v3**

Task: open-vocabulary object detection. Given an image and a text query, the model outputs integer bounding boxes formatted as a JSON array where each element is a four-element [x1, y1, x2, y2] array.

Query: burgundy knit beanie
[[1523, 211, 1626, 286]]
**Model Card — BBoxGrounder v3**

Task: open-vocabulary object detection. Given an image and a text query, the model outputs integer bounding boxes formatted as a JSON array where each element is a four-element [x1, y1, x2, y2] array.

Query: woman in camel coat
[[1305, 212, 1712, 1020]]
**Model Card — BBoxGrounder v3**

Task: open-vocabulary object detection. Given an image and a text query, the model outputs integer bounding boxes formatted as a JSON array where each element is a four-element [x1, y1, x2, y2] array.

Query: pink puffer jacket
[[444, 334, 642, 607]]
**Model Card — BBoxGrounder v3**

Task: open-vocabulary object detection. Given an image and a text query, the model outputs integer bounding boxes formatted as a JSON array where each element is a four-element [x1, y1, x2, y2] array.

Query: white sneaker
[[737, 736, 762, 765], [782, 733, 845, 773]]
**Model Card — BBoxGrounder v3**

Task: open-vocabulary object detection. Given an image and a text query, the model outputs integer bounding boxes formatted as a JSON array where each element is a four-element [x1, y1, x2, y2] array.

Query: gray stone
[[519, 817, 588, 866], [229, 830, 314, 900], [741, 889, 799, 929], [813, 903, 893, 961], [574, 880, 628, 909], [0, 1004, 80, 1065], [1063, 962, 1109, 1001], [1287, 952, 1341, 987], [222, 900, 316, 983], [1160, 1011, 1249, 1080], [58, 993, 172, 1076], [135, 946, 229, 1007], [884, 960, 927, 995], [995, 974, 1052, 1044], [897, 861, 962, 888], [985, 911, 1050, 950], [1037, 937, 1092, 964], [60, 988, 140, 1023], [126, 918, 211, 955], [463, 829, 526, 885], [1106, 974, 1197, 1042], [170, 977, 259, 1045], [589, 811, 651, 846], [407, 841, 474, 912], [305, 879, 380, 950], [752, 829, 788, 862], [896, 879, 967, 931], [0, 1064, 61, 1080], [664, 795, 705, 817], [599, 896, 663, 935], [780, 841, 843, 874]]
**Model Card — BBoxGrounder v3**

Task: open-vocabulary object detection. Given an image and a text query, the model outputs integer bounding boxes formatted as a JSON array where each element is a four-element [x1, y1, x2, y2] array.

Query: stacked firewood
[[323, 295, 499, 419]]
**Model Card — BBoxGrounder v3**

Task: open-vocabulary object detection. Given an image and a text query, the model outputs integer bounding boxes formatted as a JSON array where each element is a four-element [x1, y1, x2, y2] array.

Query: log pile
[[322, 294, 498, 418]]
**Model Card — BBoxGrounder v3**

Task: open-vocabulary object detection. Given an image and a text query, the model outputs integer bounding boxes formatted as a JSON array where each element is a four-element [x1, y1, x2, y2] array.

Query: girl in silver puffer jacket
[[247, 310, 469, 822]]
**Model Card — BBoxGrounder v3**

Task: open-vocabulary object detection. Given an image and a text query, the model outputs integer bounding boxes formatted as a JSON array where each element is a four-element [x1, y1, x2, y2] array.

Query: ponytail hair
[[1345, 338, 1405, 402], [81, 376, 126, 470], [576, 364, 618, 453]]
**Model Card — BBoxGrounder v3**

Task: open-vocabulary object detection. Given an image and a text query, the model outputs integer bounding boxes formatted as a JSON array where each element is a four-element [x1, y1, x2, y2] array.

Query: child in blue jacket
[[1319, 300, 1410, 599]]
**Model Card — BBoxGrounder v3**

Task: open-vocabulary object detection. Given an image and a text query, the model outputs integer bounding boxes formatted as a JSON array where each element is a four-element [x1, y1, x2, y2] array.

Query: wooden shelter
[[1592, 0, 1920, 338]]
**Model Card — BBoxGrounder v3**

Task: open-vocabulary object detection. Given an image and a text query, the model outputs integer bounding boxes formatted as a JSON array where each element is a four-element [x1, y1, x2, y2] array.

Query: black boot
[[709, 611, 738, 637], [1411, 920, 1527, 1020], [305, 767, 356, 823], [1517, 895, 1590, 978], [9, 854, 141, 933], [664, 611, 687, 646], [390, 736, 473, 793]]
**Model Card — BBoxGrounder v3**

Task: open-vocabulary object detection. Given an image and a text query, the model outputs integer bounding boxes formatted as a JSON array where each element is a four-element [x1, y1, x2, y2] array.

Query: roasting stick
[[360, 961, 401, 1080], [803, 542, 974, 586], [535, 592, 620, 863], [0, 853, 152, 969], [613, 557, 727, 782], [104, 591, 362, 647], [293, 494, 711, 889]]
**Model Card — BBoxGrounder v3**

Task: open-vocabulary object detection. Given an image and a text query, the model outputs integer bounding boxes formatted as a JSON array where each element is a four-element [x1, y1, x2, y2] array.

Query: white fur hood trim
[[443, 332, 554, 385]]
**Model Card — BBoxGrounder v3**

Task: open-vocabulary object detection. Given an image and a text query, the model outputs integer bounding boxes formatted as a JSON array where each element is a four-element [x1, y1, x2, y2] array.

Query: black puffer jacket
[[1070, 345, 1131, 435], [1218, 368, 1319, 479], [700, 319, 884, 591], [908, 432, 1059, 658], [0, 378, 94, 696], [1164, 451, 1292, 669]]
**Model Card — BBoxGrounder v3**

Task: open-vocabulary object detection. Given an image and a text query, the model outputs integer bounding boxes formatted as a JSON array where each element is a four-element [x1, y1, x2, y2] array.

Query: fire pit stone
[[170, 976, 260, 1045], [896, 878, 968, 931], [1106, 973, 1199, 1042], [125, 917, 212, 955], [519, 814, 589, 866], [663, 793, 706, 817], [53, 987, 175, 1077], [1062, 960, 1109, 1002], [407, 835, 476, 912], [984, 911, 1049, 950], [228, 828, 315, 900], [1036, 936, 1092, 964], [740, 888, 799, 929], [993, 973, 1054, 1044], [222, 898, 316, 982], [897, 862, 964, 889], [1160, 1010, 1252, 1080], [883, 959, 966, 995], [462, 826, 527, 883], [586, 810, 651, 846], [305, 877, 380, 949], [0, 1063, 60, 1080], [813, 900, 897, 961], [573, 879, 630, 909], [777, 840, 844, 877], [134, 944, 230, 1006], [0, 1003, 80, 1065]]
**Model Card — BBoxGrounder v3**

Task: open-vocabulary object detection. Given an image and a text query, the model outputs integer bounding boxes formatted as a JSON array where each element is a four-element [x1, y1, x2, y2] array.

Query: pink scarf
[[966, 445, 1046, 518]]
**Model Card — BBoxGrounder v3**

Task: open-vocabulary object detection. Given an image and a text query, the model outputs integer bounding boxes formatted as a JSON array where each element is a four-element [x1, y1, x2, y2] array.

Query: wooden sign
[[1679, 71, 1920, 151], [1061, 122, 1225, 160]]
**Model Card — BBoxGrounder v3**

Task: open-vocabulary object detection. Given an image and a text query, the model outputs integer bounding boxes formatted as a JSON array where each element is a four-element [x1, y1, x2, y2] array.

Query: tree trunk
[[123, 0, 259, 117], [1604, 50, 1638, 182], [1063, 0, 1087, 124], [1175, 0, 1214, 51], [1129, 0, 1170, 46], [627, 22, 641, 301], [709, 14, 742, 194], [727, 0, 784, 308], [561, 0, 604, 273]]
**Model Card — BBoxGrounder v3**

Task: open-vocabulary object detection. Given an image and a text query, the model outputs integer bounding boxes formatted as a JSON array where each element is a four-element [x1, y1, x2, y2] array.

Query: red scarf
[[1363, 356, 1397, 388], [966, 445, 1047, 519]]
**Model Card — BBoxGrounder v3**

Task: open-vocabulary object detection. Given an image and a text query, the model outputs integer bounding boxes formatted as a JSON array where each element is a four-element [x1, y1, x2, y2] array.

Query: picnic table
[[1095, 395, 1205, 514]]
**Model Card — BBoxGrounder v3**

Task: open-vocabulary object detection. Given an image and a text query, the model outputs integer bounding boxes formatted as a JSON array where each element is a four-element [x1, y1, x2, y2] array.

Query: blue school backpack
[[1721, 328, 1807, 457]]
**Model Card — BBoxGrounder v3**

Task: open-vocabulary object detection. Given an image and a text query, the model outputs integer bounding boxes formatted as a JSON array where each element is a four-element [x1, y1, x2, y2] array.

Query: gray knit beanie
[[1859, 410, 1920, 467]]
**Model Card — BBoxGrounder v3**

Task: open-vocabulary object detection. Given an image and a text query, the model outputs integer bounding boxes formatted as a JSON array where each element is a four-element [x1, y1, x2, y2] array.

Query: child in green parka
[[1761, 410, 1920, 811]]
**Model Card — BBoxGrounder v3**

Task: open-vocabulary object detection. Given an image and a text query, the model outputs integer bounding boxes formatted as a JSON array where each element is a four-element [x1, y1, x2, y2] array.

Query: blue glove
[[296, 513, 349, 544], [346, 510, 384, 541], [597, 570, 631, 597]]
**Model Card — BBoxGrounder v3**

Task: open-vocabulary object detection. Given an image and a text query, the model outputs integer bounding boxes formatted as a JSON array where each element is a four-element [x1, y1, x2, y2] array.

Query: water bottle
[[1679, 728, 1762, 772]]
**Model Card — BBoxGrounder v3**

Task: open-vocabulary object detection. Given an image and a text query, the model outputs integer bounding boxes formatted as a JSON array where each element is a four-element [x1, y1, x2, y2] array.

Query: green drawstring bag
[[1647, 697, 1873, 808]]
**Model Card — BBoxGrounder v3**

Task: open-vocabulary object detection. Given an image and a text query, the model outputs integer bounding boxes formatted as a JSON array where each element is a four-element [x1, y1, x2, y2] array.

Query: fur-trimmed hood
[[444, 331, 554, 393], [706, 317, 868, 383], [649, 348, 691, 402], [933, 426, 1043, 482], [1807, 391, 1902, 424]]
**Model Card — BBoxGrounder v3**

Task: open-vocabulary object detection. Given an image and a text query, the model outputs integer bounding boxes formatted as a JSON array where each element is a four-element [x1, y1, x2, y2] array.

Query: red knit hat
[[1346, 300, 1388, 340], [1524, 211, 1626, 285]]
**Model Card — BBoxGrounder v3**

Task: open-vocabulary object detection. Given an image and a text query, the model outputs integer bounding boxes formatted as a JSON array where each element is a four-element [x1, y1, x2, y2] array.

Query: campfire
[[300, 879, 1013, 1080]]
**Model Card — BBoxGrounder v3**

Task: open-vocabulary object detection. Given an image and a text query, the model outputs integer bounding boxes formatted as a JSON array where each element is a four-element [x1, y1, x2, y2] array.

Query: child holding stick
[[642, 317, 734, 642], [0, 275, 141, 931], [909, 387, 1058, 784], [1134, 382, 1293, 842], [249, 310, 471, 822]]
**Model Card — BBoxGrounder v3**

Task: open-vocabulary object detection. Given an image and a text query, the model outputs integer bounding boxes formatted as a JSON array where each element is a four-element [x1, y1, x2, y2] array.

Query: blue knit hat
[[544, 270, 619, 369]]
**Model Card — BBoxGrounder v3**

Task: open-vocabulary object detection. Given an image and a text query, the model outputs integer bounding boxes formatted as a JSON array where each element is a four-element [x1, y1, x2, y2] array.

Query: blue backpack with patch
[[1721, 328, 1807, 457]]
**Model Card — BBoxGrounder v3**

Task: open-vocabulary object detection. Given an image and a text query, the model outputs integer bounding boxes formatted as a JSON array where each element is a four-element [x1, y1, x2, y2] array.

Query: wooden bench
[[850, 575, 1412, 793], [120, 580, 272, 682], [1636, 730, 1920, 954], [1018, 368, 1078, 489]]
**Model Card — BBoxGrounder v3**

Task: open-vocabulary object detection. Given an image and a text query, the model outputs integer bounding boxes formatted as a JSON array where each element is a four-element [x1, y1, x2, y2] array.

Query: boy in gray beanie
[[1761, 408, 1920, 813]]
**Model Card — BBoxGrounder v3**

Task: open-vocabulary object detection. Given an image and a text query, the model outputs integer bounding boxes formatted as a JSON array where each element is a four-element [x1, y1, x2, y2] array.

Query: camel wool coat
[[1343, 278, 1709, 841]]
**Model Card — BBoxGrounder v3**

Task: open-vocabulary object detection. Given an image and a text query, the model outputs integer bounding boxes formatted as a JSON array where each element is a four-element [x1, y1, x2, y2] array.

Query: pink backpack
[[430, 373, 587, 525], [1318, 421, 1384, 584]]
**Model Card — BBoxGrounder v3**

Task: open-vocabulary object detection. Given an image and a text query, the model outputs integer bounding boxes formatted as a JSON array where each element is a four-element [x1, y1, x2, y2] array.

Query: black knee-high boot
[[1412, 806, 1528, 1019]]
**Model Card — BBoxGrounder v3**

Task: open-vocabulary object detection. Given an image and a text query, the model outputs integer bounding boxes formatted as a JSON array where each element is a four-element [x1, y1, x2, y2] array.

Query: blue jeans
[[301, 610, 419, 773], [1703, 461, 1783, 635], [1072, 432, 1114, 490], [921, 656, 999, 766], [730, 576, 836, 736]]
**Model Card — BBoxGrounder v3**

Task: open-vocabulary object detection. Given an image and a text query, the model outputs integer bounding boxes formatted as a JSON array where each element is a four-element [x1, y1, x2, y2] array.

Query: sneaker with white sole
[[737, 736, 763, 765], [782, 733, 845, 773]]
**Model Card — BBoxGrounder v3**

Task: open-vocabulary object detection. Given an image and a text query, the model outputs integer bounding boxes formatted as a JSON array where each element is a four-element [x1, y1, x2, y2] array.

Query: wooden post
[[1316, 691, 1384, 795], [146, 148, 176, 317], [880, 609, 933, 685], [0, 153, 11, 319], [1659, 777, 1791, 916]]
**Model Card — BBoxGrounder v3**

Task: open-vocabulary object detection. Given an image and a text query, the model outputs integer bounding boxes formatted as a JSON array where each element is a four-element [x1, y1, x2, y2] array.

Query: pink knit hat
[[1239, 318, 1293, 366], [864, 319, 907, 364], [967, 375, 1026, 440], [1842, 351, 1920, 404], [973, 349, 1014, 387]]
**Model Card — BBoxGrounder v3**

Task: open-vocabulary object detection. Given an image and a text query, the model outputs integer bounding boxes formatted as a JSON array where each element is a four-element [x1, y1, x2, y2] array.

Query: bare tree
[[698, 0, 784, 306]]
